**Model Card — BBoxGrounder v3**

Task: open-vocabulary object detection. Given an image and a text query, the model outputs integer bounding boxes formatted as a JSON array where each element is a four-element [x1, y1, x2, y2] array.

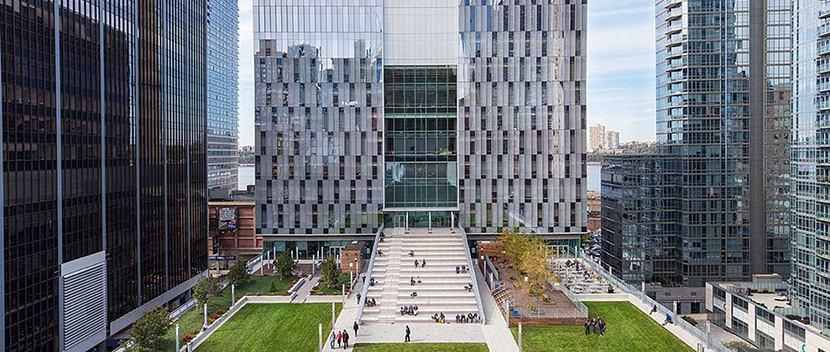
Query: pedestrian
[[584, 320, 590, 335], [405, 325, 411, 342], [414, 260, 419, 268], [353, 321, 359, 336], [330, 331, 336, 348], [650, 304, 657, 315], [599, 316, 606, 336], [343, 330, 349, 349], [591, 318, 597, 334], [337, 331, 342, 348], [421, 259, 426, 268], [357, 292, 362, 305]]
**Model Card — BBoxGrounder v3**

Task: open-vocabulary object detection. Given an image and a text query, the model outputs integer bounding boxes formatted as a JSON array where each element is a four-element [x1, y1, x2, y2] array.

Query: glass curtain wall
[[384, 66, 458, 209]]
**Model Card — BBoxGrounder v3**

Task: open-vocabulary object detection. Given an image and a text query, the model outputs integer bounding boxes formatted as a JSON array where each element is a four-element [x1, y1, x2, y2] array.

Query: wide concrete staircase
[[362, 228, 479, 323]]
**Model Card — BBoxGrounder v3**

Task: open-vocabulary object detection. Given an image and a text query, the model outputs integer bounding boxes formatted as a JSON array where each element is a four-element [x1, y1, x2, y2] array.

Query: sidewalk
[[475, 266, 520, 352]]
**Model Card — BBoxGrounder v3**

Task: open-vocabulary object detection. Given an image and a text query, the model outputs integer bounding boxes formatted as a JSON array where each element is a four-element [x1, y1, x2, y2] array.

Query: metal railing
[[578, 251, 731, 352], [356, 224, 384, 324], [459, 226, 486, 325], [246, 254, 263, 274], [558, 285, 590, 317]]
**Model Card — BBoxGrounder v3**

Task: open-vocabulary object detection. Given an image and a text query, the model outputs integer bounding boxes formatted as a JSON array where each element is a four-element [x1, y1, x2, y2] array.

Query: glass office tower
[[792, 0, 830, 332], [0, 0, 208, 350], [207, 0, 240, 190], [601, 0, 791, 287], [254, 0, 586, 256]]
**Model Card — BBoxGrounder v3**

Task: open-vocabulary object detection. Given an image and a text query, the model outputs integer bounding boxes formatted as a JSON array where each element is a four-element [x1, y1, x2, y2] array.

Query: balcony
[[821, 10, 830, 20], [818, 98, 830, 112], [820, 22, 830, 38], [664, 0, 682, 9], [665, 22, 682, 35], [665, 7, 682, 21], [818, 40, 830, 56], [820, 81, 830, 93], [665, 35, 683, 48], [820, 61, 830, 74]]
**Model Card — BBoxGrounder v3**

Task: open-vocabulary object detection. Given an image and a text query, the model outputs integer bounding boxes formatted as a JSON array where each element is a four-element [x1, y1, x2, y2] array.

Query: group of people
[[455, 312, 479, 323], [410, 276, 422, 286], [583, 317, 607, 336], [455, 265, 468, 274], [431, 312, 447, 323], [365, 297, 377, 307], [401, 305, 419, 316], [414, 259, 427, 268], [331, 329, 351, 349]]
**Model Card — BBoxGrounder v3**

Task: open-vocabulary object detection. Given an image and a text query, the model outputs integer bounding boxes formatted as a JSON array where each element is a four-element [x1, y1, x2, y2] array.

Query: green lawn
[[196, 303, 341, 352], [162, 276, 296, 349], [511, 302, 693, 352], [353, 343, 489, 351]]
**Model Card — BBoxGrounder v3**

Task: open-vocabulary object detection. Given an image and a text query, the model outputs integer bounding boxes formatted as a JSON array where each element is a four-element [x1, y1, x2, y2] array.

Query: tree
[[498, 231, 552, 298], [193, 276, 220, 313], [274, 250, 296, 279], [320, 256, 340, 289], [227, 260, 250, 287], [123, 306, 169, 352]]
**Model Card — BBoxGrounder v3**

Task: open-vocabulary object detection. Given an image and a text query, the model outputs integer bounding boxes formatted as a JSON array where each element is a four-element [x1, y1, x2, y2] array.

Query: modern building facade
[[791, 0, 830, 333], [0, 0, 208, 350], [207, 0, 240, 191], [601, 0, 791, 288], [589, 123, 605, 152], [254, 0, 587, 257]]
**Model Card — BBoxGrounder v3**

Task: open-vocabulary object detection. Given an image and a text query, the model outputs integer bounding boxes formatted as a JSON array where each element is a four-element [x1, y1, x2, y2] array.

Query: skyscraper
[[792, 0, 830, 332], [207, 0, 240, 191], [0, 0, 208, 350], [602, 0, 791, 287], [254, 0, 586, 256], [604, 130, 619, 150], [589, 123, 606, 152]]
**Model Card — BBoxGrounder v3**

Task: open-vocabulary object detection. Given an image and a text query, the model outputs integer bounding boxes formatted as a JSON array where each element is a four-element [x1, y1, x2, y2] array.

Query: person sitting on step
[[408, 250, 414, 257], [410, 291, 418, 298], [456, 266, 460, 274], [421, 259, 426, 268], [410, 277, 415, 286]]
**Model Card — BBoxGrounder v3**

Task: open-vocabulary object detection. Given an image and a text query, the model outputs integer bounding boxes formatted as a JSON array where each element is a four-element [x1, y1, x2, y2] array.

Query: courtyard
[[510, 302, 692, 352], [195, 303, 341, 352]]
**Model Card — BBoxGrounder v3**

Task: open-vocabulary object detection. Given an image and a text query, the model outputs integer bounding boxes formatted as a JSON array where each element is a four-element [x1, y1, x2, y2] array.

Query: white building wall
[[383, 0, 458, 66]]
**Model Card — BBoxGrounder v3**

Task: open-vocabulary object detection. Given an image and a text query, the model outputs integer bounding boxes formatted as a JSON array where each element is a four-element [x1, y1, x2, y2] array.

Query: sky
[[236, 0, 656, 146]]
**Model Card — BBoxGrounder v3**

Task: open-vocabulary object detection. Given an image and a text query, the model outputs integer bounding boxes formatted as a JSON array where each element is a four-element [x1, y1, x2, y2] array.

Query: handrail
[[356, 224, 384, 324], [246, 254, 262, 274], [458, 226, 486, 325]]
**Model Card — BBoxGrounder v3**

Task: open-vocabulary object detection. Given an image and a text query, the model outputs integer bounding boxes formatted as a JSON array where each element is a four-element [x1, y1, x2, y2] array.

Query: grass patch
[[511, 302, 692, 352], [353, 343, 489, 351], [162, 275, 296, 349], [196, 303, 341, 352]]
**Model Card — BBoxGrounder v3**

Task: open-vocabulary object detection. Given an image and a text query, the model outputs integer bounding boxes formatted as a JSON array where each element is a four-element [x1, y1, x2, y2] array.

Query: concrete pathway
[[475, 265, 520, 352]]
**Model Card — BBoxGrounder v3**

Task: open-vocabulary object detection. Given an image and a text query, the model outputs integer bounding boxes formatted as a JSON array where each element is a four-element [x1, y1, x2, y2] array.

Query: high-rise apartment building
[[792, 0, 830, 332], [207, 0, 240, 190], [0, 1, 208, 350], [589, 123, 605, 152], [601, 0, 791, 287], [604, 130, 619, 149], [254, 0, 586, 256]]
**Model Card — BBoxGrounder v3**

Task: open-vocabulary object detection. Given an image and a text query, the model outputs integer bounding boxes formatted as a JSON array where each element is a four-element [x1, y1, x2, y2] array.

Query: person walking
[[357, 292, 362, 305], [342, 330, 350, 349], [336, 331, 342, 348], [599, 317, 606, 336], [330, 331, 336, 349], [584, 320, 590, 335], [405, 325, 411, 342], [591, 318, 597, 334], [353, 321, 359, 336]]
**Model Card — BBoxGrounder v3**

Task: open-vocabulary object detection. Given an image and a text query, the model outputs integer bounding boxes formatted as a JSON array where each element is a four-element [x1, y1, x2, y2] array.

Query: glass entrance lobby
[[385, 211, 457, 228]]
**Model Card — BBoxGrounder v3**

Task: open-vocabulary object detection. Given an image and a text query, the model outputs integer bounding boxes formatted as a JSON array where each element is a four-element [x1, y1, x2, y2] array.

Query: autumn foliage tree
[[499, 230, 553, 297]]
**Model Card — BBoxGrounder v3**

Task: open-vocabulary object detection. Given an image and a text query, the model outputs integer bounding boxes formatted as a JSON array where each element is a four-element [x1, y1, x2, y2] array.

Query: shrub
[[681, 316, 697, 326], [183, 334, 194, 342], [227, 261, 250, 287], [209, 313, 219, 320], [123, 306, 169, 351]]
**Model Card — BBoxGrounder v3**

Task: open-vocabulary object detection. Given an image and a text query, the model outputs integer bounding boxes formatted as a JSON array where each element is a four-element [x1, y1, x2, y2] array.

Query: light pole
[[518, 322, 523, 352], [175, 324, 180, 351], [318, 323, 323, 352]]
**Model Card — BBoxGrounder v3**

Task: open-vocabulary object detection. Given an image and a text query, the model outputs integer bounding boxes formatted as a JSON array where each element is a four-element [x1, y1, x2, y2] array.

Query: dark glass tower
[[0, 0, 208, 350], [601, 0, 791, 287]]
